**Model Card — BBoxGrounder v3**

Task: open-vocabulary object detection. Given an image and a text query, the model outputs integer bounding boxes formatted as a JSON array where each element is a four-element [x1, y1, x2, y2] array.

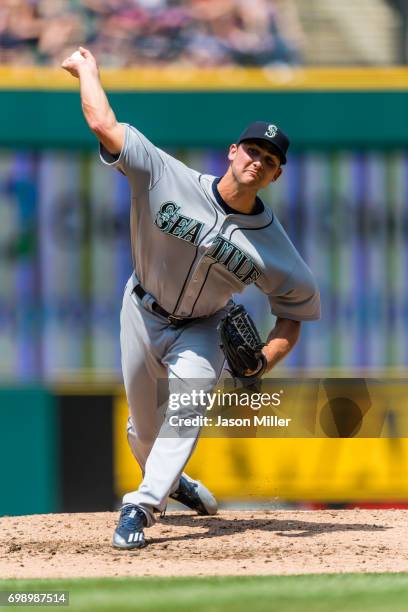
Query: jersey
[[100, 124, 321, 322]]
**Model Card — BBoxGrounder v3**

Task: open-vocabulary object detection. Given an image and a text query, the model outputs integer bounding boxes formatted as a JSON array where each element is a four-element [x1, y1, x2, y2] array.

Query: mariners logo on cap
[[265, 124, 278, 138]]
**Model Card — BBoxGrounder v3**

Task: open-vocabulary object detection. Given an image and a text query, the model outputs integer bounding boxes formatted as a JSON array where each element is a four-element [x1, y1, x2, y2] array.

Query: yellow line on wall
[[1, 66, 408, 91]]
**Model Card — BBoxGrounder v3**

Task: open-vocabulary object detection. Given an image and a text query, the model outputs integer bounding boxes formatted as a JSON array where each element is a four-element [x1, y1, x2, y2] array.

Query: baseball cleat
[[112, 504, 147, 549], [170, 474, 218, 516]]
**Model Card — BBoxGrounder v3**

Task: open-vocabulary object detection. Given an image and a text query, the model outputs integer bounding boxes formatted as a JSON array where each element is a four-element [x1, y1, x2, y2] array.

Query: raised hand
[[61, 47, 98, 79]]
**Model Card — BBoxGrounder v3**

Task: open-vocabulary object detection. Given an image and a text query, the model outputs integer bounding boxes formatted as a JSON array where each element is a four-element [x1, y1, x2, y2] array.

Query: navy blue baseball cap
[[238, 121, 290, 165]]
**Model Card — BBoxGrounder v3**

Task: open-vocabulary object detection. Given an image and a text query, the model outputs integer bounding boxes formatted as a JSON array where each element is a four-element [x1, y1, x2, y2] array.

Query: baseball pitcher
[[62, 47, 320, 550]]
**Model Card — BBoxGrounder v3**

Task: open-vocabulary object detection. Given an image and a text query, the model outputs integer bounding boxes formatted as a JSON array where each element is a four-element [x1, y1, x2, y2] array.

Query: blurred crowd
[[0, 0, 304, 67]]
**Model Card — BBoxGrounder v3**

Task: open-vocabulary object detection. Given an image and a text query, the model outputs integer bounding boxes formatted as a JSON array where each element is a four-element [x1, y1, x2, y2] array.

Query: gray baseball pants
[[120, 276, 227, 525]]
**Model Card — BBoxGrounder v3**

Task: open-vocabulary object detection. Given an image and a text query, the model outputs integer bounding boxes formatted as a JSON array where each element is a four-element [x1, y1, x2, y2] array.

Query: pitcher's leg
[[124, 374, 167, 472], [120, 283, 167, 473], [124, 314, 225, 524]]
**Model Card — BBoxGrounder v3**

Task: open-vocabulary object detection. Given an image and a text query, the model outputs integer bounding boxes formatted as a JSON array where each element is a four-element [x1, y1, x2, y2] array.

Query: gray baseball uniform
[[101, 124, 320, 525]]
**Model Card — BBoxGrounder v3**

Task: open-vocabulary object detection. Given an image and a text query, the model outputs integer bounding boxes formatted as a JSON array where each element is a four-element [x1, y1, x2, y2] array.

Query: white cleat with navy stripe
[[170, 474, 218, 516]]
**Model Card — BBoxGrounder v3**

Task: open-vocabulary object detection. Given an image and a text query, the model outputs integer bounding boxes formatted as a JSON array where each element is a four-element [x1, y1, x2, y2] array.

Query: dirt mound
[[1, 510, 407, 578]]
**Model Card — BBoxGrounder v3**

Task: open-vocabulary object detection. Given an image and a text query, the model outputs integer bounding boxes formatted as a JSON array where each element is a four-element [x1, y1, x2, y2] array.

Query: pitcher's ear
[[272, 167, 282, 182], [228, 143, 238, 162]]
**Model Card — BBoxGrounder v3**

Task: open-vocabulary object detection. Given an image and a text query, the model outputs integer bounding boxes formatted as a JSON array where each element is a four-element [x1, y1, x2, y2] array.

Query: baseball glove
[[218, 305, 267, 388]]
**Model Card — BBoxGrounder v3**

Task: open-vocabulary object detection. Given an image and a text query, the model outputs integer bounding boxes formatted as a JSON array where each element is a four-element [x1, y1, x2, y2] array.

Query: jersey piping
[[171, 174, 220, 315], [187, 212, 274, 318]]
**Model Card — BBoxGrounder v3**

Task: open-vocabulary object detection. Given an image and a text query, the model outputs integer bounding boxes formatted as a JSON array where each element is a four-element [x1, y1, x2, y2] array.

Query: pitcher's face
[[228, 141, 282, 189]]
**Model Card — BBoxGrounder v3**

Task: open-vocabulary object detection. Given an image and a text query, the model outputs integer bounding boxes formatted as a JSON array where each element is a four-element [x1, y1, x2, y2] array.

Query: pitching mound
[[1, 510, 407, 579]]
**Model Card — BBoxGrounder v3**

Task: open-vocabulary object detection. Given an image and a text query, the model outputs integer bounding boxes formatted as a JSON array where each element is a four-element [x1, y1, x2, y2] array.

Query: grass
[[1, 574, 408, 611]]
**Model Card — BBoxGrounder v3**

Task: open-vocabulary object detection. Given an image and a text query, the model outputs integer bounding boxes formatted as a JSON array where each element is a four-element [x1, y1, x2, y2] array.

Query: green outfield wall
[[0, 388, 114, 516], [0, 388, 59, 515], [1, 90, 407, 149], [0, 66, 407, 149]]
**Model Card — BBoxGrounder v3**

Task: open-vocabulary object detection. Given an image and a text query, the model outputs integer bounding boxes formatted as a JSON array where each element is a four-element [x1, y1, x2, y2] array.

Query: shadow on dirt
[[151, 512, 389, 543]]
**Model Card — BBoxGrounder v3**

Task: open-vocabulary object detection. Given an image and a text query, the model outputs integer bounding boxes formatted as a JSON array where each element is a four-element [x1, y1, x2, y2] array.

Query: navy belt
[[133, 284, 197, 327]]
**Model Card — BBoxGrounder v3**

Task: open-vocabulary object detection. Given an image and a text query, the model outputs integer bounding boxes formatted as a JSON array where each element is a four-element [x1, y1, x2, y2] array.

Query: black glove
[[218, 305, 267, 388]]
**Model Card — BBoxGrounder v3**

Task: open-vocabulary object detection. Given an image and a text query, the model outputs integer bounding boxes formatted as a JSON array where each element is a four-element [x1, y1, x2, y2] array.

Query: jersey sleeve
[[99, 123, 166, 192], [265, 259, 321, 321]]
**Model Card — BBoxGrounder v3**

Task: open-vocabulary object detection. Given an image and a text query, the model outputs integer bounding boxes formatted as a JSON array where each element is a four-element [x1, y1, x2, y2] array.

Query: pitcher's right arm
[[61, 47, 125, 155]]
